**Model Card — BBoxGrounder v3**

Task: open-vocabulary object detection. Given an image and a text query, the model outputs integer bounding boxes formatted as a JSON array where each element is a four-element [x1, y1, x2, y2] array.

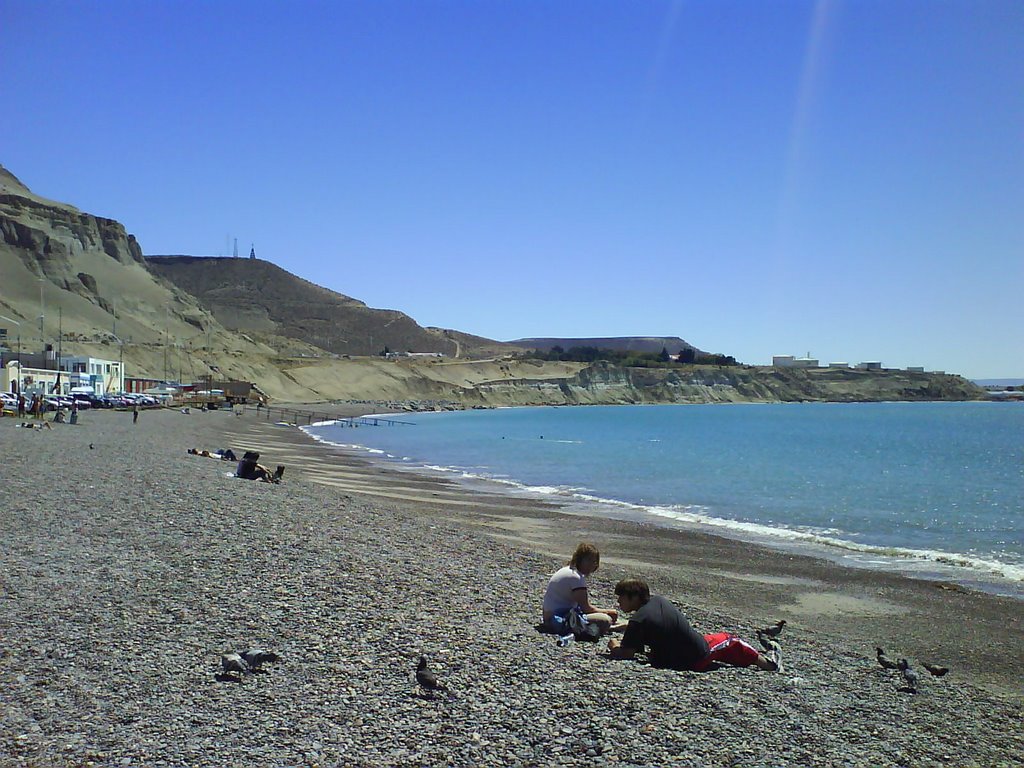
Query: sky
[[2, 0, 1022, 379]]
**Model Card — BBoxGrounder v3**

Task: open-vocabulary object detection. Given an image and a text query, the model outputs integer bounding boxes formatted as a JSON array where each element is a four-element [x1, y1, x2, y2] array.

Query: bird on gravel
[[89, 443, 95, 450], [758, 620, 786, 638], [875, 647, 899, 670], [415, 655, 444, 694], [757, 635, 783, 672], [897, 658, 919, 692], [922, 662, 949, 677], [240, 649, 280, 671], [221, 653, 249, 676]]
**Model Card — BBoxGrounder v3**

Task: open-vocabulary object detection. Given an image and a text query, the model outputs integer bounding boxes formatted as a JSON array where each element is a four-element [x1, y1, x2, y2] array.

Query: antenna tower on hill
[[233, 238, 238, 258], [249, 244, 256, 259]]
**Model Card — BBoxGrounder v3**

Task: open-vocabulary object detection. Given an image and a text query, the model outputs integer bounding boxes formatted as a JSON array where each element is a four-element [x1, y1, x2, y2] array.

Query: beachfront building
[[125, 376, 165, 394], [2, 360, 61, 398], [59, 355, 124, 395], [0, 349, 124, 397]]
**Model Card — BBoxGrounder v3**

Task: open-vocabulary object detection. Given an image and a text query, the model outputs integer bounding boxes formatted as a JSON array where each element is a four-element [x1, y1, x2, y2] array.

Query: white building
[[856, 361, 883, 370], [773, 355, 819, 369], [59, 356, 124, 395]]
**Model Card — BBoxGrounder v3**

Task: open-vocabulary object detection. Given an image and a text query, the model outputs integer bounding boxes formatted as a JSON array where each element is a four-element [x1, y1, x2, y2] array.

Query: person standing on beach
[[607, 578, 779, 672], [132, 404, 139, 424], [541, 543, 619, 635]]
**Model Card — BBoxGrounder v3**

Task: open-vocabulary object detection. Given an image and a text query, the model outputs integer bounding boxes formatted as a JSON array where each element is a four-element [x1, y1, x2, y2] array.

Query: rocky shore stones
[[0, 410, 1021, 767]]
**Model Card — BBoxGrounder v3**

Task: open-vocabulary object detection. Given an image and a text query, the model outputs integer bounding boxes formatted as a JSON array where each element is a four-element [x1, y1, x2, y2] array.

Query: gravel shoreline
[[1, 409, 1021, 767]]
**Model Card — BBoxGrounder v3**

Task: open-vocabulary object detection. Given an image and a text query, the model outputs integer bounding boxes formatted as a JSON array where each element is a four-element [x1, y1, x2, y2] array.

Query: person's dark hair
[[569, 542, 600, 570], [614, 578, 650, 603]]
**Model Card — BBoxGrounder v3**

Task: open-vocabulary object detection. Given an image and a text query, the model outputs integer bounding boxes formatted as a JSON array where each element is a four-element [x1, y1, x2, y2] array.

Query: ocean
[[305, 402, 1024, 598]]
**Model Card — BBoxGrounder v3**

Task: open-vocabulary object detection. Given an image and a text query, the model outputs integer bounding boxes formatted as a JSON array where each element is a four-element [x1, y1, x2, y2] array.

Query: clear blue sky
[[3, 0, 1022, 379]]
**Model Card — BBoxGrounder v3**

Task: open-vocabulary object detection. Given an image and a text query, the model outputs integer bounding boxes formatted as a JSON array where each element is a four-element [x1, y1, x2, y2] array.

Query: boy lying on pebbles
[[187, 447, 238, 461], [607, 578, 781, 672]]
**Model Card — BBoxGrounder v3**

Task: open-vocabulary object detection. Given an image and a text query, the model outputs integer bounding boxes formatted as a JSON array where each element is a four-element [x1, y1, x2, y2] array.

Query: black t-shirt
[[621, 595, 709, 670]]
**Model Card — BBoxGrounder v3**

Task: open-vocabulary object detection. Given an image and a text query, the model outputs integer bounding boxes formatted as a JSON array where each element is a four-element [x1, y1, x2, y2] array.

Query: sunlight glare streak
[[776, 0, 839, 261]]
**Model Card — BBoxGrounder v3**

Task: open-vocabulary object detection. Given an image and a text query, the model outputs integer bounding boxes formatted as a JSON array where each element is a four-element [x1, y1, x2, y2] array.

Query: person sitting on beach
[[541, 543, 619, 636], [234, 450, 285, 483], [607, 578, 779, 672]]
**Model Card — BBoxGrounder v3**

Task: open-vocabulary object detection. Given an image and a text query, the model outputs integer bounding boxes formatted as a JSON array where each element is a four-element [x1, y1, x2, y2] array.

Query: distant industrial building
[[773, 355, 819, 369], [856, 361, 883, 370]]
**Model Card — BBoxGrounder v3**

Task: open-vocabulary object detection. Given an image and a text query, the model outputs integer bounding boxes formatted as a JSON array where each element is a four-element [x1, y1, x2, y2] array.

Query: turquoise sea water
[[306, 403, 1024, 597]]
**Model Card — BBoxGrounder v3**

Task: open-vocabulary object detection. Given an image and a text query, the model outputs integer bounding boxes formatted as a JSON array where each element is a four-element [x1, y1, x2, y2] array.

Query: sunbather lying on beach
[[541, 543, 620, 636], [19, 421, 52, 430], [187, 448, 238, 461], [607, 578, 779, 672], [234, 450, 285, 483]]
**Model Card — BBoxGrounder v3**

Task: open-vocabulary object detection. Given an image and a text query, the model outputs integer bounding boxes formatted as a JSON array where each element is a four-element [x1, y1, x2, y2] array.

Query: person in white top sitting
[[541, 542, 620, 636]]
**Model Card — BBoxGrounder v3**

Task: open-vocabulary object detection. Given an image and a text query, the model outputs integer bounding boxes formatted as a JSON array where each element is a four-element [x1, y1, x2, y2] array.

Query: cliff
[[146, 255, 516, 358], [275, 357, 985, 407], [0, 165, 246, 356]]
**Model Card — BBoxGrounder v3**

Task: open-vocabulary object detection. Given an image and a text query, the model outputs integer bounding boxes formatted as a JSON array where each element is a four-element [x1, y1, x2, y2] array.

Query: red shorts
[[691, 632, 761, 671]]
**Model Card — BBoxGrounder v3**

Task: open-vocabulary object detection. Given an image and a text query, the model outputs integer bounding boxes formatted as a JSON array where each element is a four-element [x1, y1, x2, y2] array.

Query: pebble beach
[[1, 408, 1022, 767]]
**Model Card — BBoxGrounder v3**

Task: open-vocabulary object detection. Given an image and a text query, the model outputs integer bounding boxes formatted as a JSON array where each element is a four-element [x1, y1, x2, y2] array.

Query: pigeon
[[875, 647, 899, 670], [239, 649, 280, 671], [922, 662, 949, 677], [89, 443, 95, 450], [758, 620, 786, 638], [415, 655, 444, 693], [221, 653, 249, 676], [897, 658, 919, 692], [757, 636, 783, 672]]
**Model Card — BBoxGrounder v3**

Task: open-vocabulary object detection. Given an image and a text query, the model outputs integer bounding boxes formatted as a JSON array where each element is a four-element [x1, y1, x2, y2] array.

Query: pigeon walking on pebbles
[[875, 647, 899, 670], [758, 620, 786, 638], [897, 658, 919, 693], [415, 655, 444, 695], [221, 653, 249, 676], [240, 649, 280, 671], [922, 662, 949, 677]]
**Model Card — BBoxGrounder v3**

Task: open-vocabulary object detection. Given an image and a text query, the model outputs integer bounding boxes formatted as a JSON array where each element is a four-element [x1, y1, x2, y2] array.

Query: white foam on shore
[[301, 424, 1024, 595]]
